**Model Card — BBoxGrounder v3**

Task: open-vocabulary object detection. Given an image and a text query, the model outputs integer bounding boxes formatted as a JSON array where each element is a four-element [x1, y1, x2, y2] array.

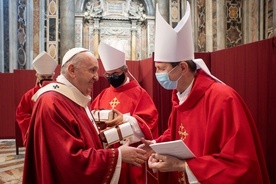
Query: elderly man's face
[[73, 52, 99, 96]]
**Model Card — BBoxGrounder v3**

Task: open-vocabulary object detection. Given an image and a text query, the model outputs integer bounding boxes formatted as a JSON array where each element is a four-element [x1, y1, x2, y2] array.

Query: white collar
[[44, 74, 91, 107], [177, 79, 194, 105]]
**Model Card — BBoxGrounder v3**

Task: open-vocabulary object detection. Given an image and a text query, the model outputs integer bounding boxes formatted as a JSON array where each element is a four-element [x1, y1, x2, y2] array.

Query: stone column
[[181, 0, 187, 17], [146, 18, 155, 58], [243, 0, 259, 44], [131, 20, 137, 60], [216, 0, 226, 50], [205, 0, 213, 52], [87, 21, 94, 53], [60, 0, 75, 59], [0, 0, 4, 72], [75, 15, 83, 48], [274, 0, 276, 36], [93, 29, 100, 58], [26, 0, 34, 69], [93, 18, 100, 58], [8, 1, 18, 72], [156, 0, 169, 22]]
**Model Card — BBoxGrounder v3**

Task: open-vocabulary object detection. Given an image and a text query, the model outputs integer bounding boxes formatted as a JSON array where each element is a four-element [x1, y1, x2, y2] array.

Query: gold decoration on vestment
[[178, 123, 188, 141], [109, 97, 120, 109]]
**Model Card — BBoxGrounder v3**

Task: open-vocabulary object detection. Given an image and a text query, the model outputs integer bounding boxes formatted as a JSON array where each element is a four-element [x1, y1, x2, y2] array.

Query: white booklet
[[149, 140, 195, 160]]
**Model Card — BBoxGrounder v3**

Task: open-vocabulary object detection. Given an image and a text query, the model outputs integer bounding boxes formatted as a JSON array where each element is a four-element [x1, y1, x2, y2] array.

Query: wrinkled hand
[[137, 138, 155, 158], [148, 153, 186, 172], [119, 140, 147, 167], [105, 109, 123, 127]]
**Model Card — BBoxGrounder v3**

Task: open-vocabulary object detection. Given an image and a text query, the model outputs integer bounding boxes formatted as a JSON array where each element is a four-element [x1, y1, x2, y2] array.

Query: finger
[[136, 154, 147, 161], [132, 162, 142, 167], [135, 157, 145, 164], [137, 143, 144, 149], [136, 148, 147, 155], [112, 109, 122, 115], [140, 138, 147, 144], [152, 154, 165, 162], [105, 119, 116, 124], [140, 138, 153, 146], [123, 139, 130, 146]]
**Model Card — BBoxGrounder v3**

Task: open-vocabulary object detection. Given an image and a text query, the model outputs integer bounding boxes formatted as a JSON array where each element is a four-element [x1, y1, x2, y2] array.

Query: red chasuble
[[23, 90, 118, 184], [16, 83, 40, 145], [91, 80, 159, 184], [156, 70, 270, 184]]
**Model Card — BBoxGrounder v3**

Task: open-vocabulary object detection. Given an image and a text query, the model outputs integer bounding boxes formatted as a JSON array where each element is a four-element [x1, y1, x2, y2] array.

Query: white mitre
[[32, 51, 57, 75], [154, 2, 223, 83], [154, 2, 194, 62], [98, 42, 126, 71], [62, 48, 88, 66]]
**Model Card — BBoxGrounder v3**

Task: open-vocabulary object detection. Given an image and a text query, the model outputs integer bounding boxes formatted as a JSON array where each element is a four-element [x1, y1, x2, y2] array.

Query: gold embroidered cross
[[178, 124, 188, 141], [178, 172, 186, 184], [109, 97, 120, 109]]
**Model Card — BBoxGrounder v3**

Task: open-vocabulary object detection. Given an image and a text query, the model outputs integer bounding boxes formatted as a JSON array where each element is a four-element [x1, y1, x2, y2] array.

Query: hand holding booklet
[[149, 140, 195, 160]]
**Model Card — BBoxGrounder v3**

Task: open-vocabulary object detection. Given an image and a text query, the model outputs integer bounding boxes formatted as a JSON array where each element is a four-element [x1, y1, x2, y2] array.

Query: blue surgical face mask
[[155, 66, 181, 90]]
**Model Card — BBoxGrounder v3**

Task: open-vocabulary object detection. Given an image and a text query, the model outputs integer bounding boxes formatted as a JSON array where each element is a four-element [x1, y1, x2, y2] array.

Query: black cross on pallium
[[53, 84, 59, 89]]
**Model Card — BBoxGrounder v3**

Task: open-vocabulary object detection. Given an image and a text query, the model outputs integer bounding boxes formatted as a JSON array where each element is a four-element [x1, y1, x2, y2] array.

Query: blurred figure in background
[[16, 51, 57, 145]]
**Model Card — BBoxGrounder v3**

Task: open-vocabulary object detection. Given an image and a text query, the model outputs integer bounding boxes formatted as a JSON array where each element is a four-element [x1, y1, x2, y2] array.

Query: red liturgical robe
[[16, 83, 40, 145], [156, 70, 270, 184], [91, 80, 159, 184], [23, 90, 118, 184]]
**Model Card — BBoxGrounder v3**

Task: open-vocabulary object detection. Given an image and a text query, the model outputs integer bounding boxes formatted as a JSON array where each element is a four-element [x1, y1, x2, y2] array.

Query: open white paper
[[150, 140, 195, 160]]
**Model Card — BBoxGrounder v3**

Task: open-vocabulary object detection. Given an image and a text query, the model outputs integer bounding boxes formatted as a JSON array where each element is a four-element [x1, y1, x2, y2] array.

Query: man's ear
[[180, 62, 188, 73], [67, 64, 76, 77]]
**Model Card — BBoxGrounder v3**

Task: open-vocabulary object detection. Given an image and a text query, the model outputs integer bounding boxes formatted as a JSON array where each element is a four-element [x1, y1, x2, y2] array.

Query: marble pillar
[[190, 0, 197, 52], [156, 0, 169, 22], [75, 15, 84, 48], [206, 0, 213, 52], [60, 0, 75, 59], [93, 29, 100, 58], [131, 20, 137, 60], [33, 0, 46, 56], [87, 22, 94, 54], [9, 0, 18, 71], [146, 18, 155, 58], [274, 0, 276, 36], [0, 0, 3, 72], [216, 0, 226, 51], [26, 0, 34, 69], [39, 0, 46, 52], [243, 0, 259, 44], [180, 0, 187, 17], [93, 18, 100, 58]]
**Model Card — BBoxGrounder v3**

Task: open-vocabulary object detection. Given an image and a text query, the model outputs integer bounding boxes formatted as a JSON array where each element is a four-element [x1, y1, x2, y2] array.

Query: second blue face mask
[[155, 72, 178, 90], [155, 65, 182, 90]]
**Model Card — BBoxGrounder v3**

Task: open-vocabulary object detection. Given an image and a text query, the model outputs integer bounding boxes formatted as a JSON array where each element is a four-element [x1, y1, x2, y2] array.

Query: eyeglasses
[[103, 66, 126, 79], [104, 72, 122, 79]]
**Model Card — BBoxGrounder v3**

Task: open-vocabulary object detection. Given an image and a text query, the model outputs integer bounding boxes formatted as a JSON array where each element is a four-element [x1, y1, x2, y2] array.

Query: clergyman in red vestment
[[16, 51, 57, 146], [90, 42, 159, 184], [22, 48, 147, 184], [140, 2, 270, 184]]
